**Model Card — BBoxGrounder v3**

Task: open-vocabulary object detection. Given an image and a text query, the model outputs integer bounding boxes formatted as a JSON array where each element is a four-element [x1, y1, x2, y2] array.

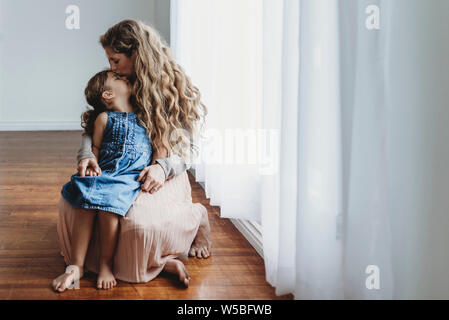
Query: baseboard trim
[[230, 219, 264, 258], [188, 167, 264, 258], [0, 121, 81, 131]]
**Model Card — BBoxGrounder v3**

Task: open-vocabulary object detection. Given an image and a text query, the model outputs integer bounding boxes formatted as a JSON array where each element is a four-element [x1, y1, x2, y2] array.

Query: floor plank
[[0, 131, 292, 300]]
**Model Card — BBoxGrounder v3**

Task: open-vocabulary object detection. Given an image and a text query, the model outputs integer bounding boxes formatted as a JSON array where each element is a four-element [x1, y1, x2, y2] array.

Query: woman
[[52, 19, 212, 292]]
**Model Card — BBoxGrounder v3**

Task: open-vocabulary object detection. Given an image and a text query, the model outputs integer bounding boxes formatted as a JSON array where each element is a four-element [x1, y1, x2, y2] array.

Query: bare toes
[[52, 280, 60, 291], [181, 269, 190, 287]]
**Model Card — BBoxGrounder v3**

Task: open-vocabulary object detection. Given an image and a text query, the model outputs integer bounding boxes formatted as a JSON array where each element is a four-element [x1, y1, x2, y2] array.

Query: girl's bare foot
[[189, 209, 212, 259], [97, 263, 117, 289], [163, 259, 190, 287], [52, 265, 83, 292]]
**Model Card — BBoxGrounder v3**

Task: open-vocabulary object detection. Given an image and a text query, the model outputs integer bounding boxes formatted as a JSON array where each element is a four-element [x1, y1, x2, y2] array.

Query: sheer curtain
[[261, 0, 351, 299], [172, 0, 449, 299], [262, 0, 449, 299], [264, 0, 395, 299], [170, 0, 265, 221]]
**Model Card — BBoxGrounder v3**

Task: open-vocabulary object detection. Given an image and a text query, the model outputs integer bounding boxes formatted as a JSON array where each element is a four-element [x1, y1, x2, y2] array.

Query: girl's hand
[[137, 164, 166, 194], [85, 167, 101, 177], [78, 158, 102, 177]]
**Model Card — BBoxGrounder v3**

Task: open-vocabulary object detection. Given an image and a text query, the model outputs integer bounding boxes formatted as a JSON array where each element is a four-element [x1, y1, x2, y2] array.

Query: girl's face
[[103, 72, 131, 104], [104, 46, 135, 78]]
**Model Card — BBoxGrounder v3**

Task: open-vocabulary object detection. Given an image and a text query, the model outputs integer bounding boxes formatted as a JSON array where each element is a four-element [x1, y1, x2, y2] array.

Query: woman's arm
[[154, 140, 200, 181], [137, 140, 199, 193], [77, 132, 96, 163], [150, 143, 169, 165], [76, 126, 104, 177]]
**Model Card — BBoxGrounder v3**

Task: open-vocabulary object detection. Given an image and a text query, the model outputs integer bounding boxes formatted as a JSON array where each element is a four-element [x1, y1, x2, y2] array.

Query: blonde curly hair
[[99, 19, 207, 158]]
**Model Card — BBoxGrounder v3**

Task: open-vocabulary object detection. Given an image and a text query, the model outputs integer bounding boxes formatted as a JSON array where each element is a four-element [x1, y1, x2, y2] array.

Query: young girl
[[56, 69, 164, 290], [54, 19, 210, 292]]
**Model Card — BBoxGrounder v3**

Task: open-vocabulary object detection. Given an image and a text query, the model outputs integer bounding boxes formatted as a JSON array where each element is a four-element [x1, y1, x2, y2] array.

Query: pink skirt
[[56, 171, 205, 283]]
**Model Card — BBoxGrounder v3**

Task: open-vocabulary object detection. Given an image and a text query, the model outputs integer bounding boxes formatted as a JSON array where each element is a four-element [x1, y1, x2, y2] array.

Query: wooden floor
[[0, 131, 292, 300]]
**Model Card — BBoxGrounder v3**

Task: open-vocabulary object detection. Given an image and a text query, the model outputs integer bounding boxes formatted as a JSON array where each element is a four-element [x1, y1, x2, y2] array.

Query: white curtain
[[172, 0, 449, 299], [170, 0, 265, 221], [262, 0, 449, 299], [261, 0, 351, 299]]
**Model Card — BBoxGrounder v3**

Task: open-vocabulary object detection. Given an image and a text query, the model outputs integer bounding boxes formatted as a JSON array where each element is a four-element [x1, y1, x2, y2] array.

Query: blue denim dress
[[61, 111, 152, 216]]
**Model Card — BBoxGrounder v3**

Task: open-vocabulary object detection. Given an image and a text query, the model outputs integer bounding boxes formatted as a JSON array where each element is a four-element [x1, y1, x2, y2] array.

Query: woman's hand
[[78, 158, 102, 177], [137, 164, 166, 194]]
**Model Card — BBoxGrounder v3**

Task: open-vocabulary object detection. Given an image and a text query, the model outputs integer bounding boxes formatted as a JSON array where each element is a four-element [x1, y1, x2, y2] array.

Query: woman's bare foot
[[52, 265, 83, 292], [189, 209, 212, 259], [97, 263, 117, 289], [164, 258, 190, 287]]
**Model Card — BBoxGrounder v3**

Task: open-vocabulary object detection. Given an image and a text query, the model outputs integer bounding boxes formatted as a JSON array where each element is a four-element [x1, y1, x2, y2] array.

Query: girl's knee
[[79, 208, 97, 215]]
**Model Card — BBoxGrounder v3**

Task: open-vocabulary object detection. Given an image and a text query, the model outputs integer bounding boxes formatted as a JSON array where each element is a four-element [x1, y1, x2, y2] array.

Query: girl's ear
[[102, 90, 114, 101]]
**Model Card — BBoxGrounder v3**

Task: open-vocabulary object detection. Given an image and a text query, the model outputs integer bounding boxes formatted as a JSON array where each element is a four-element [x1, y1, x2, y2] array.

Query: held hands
[[78, 158, 102, 177], [137, 163, 166, 194]]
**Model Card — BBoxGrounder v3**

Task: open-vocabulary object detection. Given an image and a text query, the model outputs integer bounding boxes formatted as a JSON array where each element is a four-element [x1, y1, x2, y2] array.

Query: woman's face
[[104, 46, 135, 78]]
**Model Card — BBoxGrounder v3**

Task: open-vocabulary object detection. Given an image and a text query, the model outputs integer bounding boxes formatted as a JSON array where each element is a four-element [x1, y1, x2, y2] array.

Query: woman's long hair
[[99, 19, 207, 158]]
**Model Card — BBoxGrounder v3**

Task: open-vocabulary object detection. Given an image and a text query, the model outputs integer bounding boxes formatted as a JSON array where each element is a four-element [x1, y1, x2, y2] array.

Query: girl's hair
[[99, 19, 207, 158], [81, 70, 111, 136]]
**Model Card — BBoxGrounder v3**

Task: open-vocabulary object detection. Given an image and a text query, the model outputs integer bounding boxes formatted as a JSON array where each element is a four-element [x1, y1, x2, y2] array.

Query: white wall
[[0, 0, 170, 130], [155, 0, 171, 47]]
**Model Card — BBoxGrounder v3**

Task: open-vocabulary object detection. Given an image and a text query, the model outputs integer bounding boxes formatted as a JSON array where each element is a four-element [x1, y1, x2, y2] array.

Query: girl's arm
[[91, 112, 108, 160]]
